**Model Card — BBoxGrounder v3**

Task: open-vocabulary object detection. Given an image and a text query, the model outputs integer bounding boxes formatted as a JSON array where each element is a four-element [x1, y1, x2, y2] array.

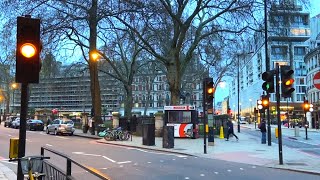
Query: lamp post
[[249, 99, 252, 123], [237, 54, 240, 133], [11, 83, 18, 114]]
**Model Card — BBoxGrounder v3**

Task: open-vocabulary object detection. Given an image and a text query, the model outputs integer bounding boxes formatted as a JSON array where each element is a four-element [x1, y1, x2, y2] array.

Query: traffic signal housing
[[204, 78, 214, 107], [281, 65, 295, 98], [262, 71, 275, 93], [16, 16, 41, 83], [303, 99, 310, 113], [262, 95, 269, 109]]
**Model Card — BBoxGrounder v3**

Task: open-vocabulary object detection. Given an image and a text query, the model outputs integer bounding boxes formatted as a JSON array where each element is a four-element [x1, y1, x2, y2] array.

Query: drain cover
[[286, 163, 307, 166]]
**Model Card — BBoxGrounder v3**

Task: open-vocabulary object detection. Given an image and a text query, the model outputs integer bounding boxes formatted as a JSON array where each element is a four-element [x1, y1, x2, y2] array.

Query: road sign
[[313, 72, 320, 90]]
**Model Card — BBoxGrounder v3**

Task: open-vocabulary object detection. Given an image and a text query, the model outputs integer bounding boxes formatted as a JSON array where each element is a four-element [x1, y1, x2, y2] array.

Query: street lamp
[[249, 99, 252, 123], [11, 83, 19, 114]]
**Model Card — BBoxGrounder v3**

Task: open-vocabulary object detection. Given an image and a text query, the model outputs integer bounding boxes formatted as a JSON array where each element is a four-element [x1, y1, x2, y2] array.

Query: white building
[[229, 1, 310, 122]]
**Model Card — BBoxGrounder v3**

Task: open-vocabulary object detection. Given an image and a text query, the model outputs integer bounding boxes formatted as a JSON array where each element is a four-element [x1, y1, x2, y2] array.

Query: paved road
[[1, 125, 319, 180]]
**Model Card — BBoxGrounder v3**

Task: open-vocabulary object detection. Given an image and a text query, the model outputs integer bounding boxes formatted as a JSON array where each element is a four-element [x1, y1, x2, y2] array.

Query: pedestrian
[[259, 119, 267, 144], [226, 120, 239, 141]]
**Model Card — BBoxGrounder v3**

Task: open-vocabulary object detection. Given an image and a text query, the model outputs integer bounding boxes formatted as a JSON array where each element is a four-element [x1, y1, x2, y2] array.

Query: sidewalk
[[0, 163, 16, 180], [74, 125, 320, 175]]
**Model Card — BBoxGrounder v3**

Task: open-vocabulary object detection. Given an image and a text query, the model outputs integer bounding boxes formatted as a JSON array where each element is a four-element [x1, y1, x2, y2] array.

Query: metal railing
[[41, 146, 110, 180]]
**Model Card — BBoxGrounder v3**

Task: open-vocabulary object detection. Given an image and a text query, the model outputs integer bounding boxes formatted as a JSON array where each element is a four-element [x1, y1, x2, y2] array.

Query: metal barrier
[[41, 146, 110, 180]]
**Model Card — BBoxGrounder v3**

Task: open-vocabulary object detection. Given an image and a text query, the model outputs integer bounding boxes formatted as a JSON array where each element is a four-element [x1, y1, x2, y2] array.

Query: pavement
[[1, 124, 320, 179]]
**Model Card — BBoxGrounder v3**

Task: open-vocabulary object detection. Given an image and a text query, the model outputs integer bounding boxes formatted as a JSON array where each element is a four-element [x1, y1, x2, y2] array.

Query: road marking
[[227, 169, 232, 172], [117, 161, 131, 164], [172, 159, 176, 160], [56, 136, 69, 139], [252, 166, 256, 168], [119, 165, 124, 168], [101, 168, 108, 170], [160, 160, 164, 162], [214, 172, 219, 174], [127, 147, 189, 158], [240, 168, 244, 170], [8, 135, 12, 137], [184, 177, 190, 179], [200, 174, 205, 176], [134, 163, 138, 165], [72, 152, 101, 157], [147, 162, 151, 164], [46, 144, 53, 147], [102, 156, 116, 163]]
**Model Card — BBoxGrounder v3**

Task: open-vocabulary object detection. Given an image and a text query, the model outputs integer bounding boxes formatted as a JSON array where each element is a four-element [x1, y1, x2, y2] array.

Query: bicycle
[[10, 156, 50, 180], [103, 127, 131, 141]]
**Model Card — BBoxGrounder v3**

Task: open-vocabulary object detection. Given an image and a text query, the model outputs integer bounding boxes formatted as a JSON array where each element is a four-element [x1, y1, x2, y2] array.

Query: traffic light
[[16, 16, 41, 84], [281, 65, 295, 98], [262, 71, 275, 93], [261, 95, 269, 109], [303, 99, 310, 113], [203, 78, 214, 108], [257, 99, 264, 113]]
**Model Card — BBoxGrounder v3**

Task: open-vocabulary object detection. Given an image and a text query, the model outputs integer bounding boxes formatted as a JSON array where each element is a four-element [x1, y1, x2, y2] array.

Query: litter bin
[[142, 117, 155, 146], [294, 126, 300, 137], [163, 125, 174, 148]]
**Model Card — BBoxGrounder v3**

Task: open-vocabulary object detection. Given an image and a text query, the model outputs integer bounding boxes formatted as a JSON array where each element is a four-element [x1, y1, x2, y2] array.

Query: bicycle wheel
[[124, 131, 131, 140], [104, 132, 114, 141]]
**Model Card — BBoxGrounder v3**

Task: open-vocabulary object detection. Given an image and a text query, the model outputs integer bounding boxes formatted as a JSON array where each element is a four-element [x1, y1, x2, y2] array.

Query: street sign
[[313, 72, 320, 90]]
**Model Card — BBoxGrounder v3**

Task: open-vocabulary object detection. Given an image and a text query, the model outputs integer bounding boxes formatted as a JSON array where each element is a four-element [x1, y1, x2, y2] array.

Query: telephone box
[[164, 105, 199, 138]]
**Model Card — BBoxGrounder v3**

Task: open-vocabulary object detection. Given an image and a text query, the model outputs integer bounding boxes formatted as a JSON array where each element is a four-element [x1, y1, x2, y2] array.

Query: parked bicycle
[[103, 127, 131, 141], [10, 155, 50, 180]]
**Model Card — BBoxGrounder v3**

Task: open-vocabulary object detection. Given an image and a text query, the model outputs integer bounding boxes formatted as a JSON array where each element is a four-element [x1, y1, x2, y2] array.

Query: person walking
[[226, 120, 239, 141], [259, 119, 267, 144]]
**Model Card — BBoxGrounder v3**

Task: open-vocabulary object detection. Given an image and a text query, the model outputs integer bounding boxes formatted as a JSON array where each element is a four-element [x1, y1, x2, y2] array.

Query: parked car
[[27, 119, 44, 131], [4, 116, 17, 128], [11, 118, 20, 129], [46, 119, 75, 135]]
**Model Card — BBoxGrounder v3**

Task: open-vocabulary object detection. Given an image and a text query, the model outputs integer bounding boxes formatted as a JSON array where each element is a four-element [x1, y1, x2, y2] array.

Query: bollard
[[275, 127, 278, 138], [294, 126, 300, 137], [219, 126, 224, 139]]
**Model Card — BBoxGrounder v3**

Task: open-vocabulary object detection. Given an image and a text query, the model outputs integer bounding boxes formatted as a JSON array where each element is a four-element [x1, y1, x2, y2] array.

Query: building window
[[294, 47, 305, 56]]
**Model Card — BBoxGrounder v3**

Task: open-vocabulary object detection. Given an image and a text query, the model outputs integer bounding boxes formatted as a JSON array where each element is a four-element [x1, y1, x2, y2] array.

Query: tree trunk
[[88, 0, 102, 124], [167, 63, 181, 105], [124, 85, 133, 118]]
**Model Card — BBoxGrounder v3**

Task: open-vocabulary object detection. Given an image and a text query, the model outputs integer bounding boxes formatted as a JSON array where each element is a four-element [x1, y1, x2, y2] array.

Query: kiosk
[[164, 105, 199, 138]]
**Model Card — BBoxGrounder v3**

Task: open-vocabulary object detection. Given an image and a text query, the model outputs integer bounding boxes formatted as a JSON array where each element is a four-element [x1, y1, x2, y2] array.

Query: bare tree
[[114, 0, 259, 105]]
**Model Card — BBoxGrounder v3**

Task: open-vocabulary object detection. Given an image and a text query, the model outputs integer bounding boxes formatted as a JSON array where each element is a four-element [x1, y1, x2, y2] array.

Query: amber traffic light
[[16, 16, 41, 84], [261, 95, 269, 109], [281, 65, 295, 98]]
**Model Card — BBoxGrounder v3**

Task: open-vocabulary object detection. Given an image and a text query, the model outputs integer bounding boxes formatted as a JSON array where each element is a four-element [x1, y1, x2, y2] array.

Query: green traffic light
[[266, 83, 270, 89]]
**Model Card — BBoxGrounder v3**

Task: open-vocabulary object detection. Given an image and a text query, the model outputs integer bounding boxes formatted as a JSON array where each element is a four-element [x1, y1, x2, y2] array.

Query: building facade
[[229, 1, 310, 123], [304, 14, 320, 128]]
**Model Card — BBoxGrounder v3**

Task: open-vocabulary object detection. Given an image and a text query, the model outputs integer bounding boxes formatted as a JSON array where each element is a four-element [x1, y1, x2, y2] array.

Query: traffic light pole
[[202, 80, 207, 154], [266, 93, 271, 146], [17, 83, 29, 180], [276, 63, 283, 165]]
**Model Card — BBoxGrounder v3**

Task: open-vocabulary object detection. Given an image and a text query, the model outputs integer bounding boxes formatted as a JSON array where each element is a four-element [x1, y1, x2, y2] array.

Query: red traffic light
[[284, 79, 294, 86]]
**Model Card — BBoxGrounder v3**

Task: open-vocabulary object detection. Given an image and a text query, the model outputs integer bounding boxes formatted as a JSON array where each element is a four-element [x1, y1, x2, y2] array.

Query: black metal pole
[[17, 83, 29, 180], [267, 93, 271, 146], [287, 99, 289, 128], [12, 90, 14, 113], [202, 80, 207, 154], [305, 111, 308, 140], [237, 55, 240, 133], [276, 63, 283, 165]]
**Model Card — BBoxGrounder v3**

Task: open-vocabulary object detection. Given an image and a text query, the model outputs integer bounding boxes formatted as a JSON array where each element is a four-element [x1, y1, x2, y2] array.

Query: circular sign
[[313, 72, 320, 90], [52, 109, 58, 114]]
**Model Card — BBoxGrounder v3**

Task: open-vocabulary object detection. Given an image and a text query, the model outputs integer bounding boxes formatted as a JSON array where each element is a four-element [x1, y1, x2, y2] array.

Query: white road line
[[119, 165, 124, 168], [117, 161, 131, 164], [214, 172, 219, 174], [8, 135, 12, 137], [252, 166, 256, 168], [147, 162, 151, 164], [200, 174, 205, 177], [127, 147, 189, 158], [240, 168, 244, 170], [55, 136, 69, 139], [46, 144, 53, 147], [184, 177, 190, 179], [227, 169, 232, 172], [102, 156, 116, 163]]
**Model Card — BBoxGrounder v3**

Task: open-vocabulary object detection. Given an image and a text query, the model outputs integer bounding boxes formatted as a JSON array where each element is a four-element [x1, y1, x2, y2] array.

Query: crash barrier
[[40, 146, 110, 180]]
